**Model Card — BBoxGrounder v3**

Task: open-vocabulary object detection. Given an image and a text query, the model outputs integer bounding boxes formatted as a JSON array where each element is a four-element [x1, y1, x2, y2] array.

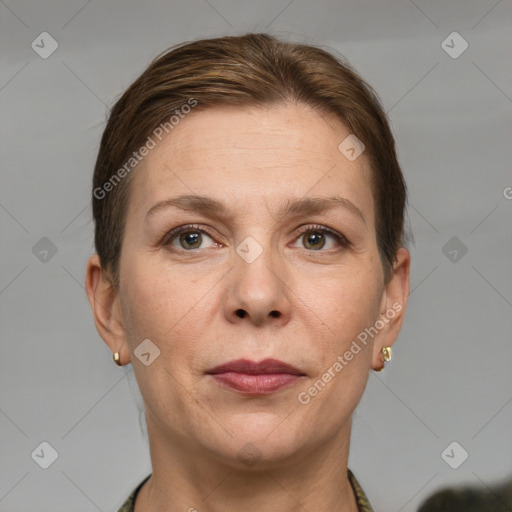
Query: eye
[[162, 223, 350, 253], [163, 224, 219, 251], [292, 225, 350, 251]]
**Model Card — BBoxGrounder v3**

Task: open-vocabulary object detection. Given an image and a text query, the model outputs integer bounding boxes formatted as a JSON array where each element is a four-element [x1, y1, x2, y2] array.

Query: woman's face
[[107, 103, 408, 467]]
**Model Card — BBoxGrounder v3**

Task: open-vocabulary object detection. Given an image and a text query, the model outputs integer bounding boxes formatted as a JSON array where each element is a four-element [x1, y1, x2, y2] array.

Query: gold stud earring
[[381, 346, 392, 363], [113, 352, 123, 366], [374, 347, 392, 372]]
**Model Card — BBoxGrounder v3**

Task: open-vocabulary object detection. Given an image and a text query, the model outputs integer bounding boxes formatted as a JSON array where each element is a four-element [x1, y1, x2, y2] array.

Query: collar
[[118, 469, 374, 512]]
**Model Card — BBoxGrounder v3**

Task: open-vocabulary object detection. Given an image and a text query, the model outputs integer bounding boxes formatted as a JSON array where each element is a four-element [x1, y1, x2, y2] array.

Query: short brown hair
[[92, 33, 407, 287]]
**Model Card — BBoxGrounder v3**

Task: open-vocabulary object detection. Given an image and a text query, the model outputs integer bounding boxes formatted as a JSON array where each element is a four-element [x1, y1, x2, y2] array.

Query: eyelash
[[162, 223, 350, 252]]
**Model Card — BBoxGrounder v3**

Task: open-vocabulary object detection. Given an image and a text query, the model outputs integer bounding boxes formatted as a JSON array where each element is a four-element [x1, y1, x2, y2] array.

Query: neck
[[135, 414, 358, 512]]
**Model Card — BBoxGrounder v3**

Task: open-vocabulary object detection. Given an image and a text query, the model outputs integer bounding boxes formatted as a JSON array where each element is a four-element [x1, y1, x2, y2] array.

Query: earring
[[381, 346, 392, 362], [113, 352, 123, 366], [374, 347, 392, 372]]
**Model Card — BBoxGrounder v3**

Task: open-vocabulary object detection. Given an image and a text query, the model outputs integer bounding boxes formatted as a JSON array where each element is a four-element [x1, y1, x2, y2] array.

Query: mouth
[[206, 358, 306, 395]]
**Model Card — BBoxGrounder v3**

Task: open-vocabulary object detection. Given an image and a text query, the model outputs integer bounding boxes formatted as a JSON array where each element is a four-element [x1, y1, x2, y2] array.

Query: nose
[[223, 239, 292, 328]]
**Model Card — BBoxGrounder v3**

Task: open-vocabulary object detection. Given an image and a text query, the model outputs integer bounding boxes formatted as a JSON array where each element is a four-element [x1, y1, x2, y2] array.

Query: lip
[[206, 358, 306, 395]]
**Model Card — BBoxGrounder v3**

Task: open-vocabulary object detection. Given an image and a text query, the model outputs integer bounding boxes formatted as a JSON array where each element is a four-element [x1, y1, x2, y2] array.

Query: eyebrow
[[145, 194, 367, 225]]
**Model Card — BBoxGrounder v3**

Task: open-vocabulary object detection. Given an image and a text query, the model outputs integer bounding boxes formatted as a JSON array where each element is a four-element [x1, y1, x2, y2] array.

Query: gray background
[[1, 1, 511, 511]]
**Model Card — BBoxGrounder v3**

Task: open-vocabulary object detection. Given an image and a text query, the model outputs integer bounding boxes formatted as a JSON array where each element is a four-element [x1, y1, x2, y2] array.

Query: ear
[[85, 254, 130, 365], [371, 247, 410, 371]]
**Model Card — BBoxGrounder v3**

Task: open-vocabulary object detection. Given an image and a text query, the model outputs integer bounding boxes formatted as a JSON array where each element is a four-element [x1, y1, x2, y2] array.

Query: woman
[[86, 33, 410, 512]]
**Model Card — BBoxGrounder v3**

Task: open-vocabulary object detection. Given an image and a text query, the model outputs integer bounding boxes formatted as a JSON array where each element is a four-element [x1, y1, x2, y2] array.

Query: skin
[[86, 102, 410, 512]]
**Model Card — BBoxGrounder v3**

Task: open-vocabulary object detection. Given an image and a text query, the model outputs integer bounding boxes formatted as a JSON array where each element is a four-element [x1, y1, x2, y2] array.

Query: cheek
[[120, 266, 170, 340], [121, 252, 182, 334], [296, 274, 381, 423], [119, 253, 216, 372], [305, 269, 382, 351]]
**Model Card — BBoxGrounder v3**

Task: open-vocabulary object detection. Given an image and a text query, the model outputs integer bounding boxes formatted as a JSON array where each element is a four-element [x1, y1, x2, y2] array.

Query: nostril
[[235, 309, 280, 319]]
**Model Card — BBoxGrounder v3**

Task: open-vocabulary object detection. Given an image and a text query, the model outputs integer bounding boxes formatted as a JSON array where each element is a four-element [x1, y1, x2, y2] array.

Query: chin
[[199, 412, 314, 469]]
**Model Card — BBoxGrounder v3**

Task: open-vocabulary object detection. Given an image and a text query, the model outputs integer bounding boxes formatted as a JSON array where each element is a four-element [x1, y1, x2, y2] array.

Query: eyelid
[[293, 223, 351, 248], [162, 223, 350, 251], [161, 223, 218, 247]]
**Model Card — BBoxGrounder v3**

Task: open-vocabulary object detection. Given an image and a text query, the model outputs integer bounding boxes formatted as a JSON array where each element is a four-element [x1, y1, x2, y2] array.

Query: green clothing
[[117, 468, 374, 511]]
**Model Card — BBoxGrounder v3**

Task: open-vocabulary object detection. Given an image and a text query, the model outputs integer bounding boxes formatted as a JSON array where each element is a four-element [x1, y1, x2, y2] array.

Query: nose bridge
[[232, 194, 281, 270], [234, 230, 282, 292]]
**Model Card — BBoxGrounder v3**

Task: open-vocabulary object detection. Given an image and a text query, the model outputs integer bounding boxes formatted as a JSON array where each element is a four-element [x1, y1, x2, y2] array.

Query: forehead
[[129, 103, 375, 223]]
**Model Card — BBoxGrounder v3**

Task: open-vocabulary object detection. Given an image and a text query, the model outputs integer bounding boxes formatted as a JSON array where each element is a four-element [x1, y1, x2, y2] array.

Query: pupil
[[306, 233, 325, 249], [181, 232, 201, 249]]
